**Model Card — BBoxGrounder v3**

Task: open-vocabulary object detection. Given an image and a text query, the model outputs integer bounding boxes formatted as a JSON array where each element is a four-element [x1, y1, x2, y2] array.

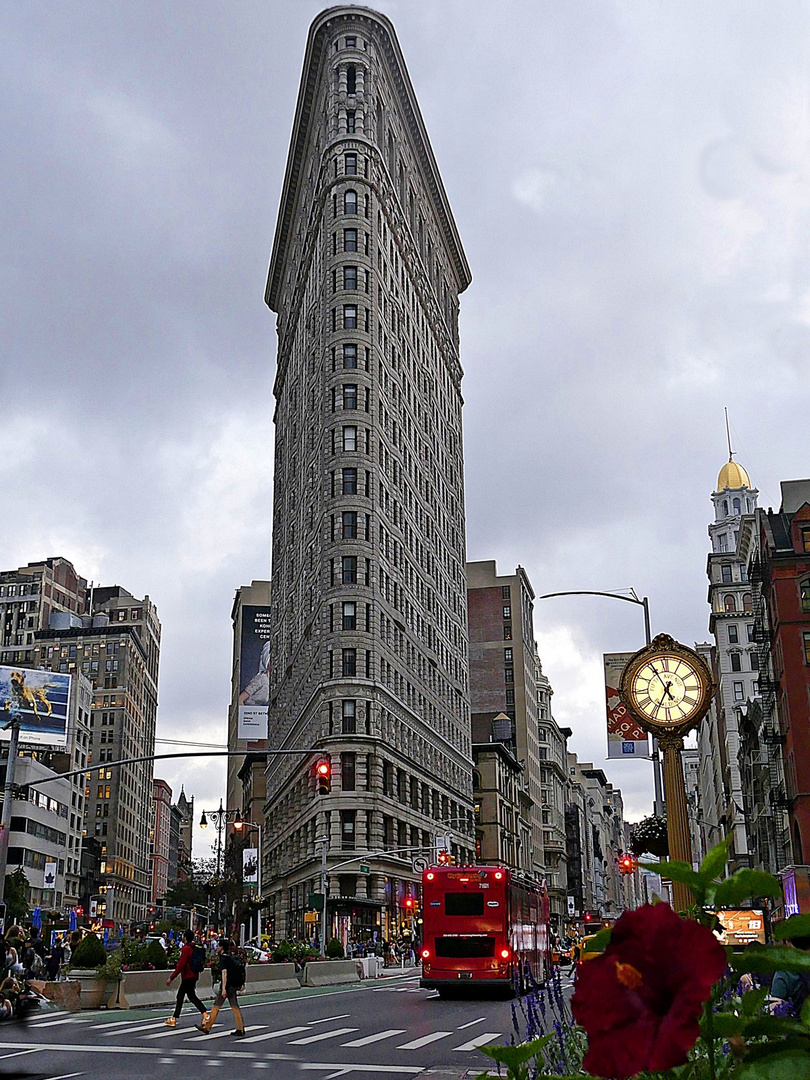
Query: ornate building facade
[[263, 7, 473, 942]]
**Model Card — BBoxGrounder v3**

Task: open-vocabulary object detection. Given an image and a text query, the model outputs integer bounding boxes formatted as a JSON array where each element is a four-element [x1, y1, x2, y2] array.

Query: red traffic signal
[[316, 759, 331, 796], [618, 854, 637, 875], [404, 898, 414, 909], [437, 850, 449, 865]]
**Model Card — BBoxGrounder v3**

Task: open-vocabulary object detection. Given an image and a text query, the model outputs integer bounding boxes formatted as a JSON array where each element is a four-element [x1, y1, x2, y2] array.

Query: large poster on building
[[238, 606, 271, 740], [604, 653, 650, 760], [0, 666, 70, 748], [715, 909, 766, 946]]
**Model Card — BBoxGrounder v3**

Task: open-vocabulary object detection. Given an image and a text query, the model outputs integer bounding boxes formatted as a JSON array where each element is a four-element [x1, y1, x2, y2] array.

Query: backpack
[[228, 956, 246, 990], [24, 948, 43, 976], [190, 944, 206, 975]]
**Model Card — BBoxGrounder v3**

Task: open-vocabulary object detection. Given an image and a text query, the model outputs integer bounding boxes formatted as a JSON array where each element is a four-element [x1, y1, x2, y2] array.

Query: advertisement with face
[[238, 606, 271, 740], [0, 666, 70, 747], [604, 653, 650, 759]]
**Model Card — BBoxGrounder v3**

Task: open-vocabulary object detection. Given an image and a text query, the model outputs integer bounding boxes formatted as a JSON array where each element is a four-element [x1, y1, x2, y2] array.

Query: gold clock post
[[618, 634, 717, 912]]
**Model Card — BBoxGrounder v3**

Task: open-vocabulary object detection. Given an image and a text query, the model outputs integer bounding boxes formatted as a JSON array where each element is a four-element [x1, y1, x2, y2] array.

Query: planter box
[[69, 969, 117, 1010]]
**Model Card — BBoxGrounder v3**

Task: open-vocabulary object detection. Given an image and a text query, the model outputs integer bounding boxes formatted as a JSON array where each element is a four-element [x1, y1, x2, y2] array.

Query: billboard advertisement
[[0, 666, 70, 748], [715, 909, 766, 947], [604, 653, 650, 760], [238, 606, 271, 740]]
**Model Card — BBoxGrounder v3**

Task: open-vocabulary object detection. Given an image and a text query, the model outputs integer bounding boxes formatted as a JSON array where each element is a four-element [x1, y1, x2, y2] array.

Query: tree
[[5, 868, 30, 922]]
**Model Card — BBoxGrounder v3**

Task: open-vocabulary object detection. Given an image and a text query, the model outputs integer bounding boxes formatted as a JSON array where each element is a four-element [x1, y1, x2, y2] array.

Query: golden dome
[[717, 458, 751, 491]]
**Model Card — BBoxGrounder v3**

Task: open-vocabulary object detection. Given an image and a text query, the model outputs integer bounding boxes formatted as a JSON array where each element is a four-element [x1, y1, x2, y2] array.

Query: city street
[[0, 969, 575, 1080]]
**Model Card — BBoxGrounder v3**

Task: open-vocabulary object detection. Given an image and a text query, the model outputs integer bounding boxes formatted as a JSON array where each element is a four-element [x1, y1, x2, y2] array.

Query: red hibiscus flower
[[571, 903, 727, 1079]]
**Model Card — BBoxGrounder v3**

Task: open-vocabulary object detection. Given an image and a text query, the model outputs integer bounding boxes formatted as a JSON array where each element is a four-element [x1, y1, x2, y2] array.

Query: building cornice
[[266, 5, 471, 312]]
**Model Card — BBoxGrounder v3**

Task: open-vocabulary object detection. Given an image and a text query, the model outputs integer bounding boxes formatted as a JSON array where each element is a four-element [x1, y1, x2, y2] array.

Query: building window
[[504, 648, 513, 663], [728, 625, 738, 643], [503, 625, 512, 641], [346, 67, 357, 95], [804, 633, 810, 665], [342, 468, 357, 494], [341, 752, 356, 791], [733, 681, 744, 701], [343, 305, 357, 329], [747, 624, 755, 642], [802, 528, 810, 554], [719, 534, 729, 552], [502, 585, 511, 599], [342, 511, 357, 538], [730, 653, 741, 672], [346, 111, 356, 133], [750, 652, 759, 671], [344, 265, 357, 290], [343, 343, 357, 368], [505, 689, 515, 706], [343, 384, 358, 409], [342, 426, 357, 451], [344, 151, 357, 174], [345, 36, 356, 48], [344, 190, 357, 214], [721, 565, 732, 583], [344, 228, 357, 252], [342, 602, 356, 631], [504, 667, 514, 684], [503, 605, 511, 620], [724, 595, 736, 612], [342, 556, 357, 584], [340, 809, 356, 849], [342, 699, 356, 734], [743, 593, 753, 612], [801, 581, 810, 613], [342, 648, 357, 677]]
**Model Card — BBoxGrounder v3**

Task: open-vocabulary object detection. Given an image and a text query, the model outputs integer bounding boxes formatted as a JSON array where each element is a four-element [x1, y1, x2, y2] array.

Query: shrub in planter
[[71, 933, 107, 969], [146, 939, 168, 970], [325, 938, 345, 959], [271, 939, 295, 964]]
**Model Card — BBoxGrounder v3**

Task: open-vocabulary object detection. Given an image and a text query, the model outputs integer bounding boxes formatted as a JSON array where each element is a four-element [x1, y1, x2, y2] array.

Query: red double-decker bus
[[419, 865, 547, 996]]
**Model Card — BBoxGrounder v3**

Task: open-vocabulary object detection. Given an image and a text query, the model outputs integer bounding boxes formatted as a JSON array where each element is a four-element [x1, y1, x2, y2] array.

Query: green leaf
[[698, 834, 732, 884], [743, 1016, 810, 1037], [639, 859, 702, 892], [741, 986, 770, 1016], [477, 1036, 552, 1067], [738, 1047, 810, 1080], [772, 914, 810, 940], [704, 1012, 745, 1037], [583, 927, 612, 952], [713, 870, 784, 908], [729, 944, 810, 975], [802, 995, 810, 1027]]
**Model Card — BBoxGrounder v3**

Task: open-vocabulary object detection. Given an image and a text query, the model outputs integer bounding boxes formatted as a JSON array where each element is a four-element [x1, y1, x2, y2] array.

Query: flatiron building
[[263, 6, 473, 941]]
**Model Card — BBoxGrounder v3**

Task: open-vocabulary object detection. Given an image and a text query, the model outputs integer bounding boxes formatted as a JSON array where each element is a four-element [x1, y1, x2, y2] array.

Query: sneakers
[[202, 1011, 211, 1026], [195, 1024, 210, 1034], [231, 1030, 246, 1037], [164, 1017, 177, 1028]]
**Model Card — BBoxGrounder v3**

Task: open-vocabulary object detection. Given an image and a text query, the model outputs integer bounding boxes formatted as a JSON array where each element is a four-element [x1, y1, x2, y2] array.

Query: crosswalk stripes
[[288, 1026, 359, 1045], [184, 1025, 261, 1041], [397, 1030, 454, 1049], [241, 1026, 309, 1043], [453, 1032, 503, 1051], [342, 1028, 406, 1047]]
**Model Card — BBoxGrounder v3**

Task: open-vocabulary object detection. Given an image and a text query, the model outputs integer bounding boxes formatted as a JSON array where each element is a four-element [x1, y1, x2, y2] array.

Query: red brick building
[[746, 480, 810, 865]]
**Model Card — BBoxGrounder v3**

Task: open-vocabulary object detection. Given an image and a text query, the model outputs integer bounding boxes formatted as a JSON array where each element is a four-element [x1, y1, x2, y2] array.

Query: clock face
[[629, 654, 705, 728]]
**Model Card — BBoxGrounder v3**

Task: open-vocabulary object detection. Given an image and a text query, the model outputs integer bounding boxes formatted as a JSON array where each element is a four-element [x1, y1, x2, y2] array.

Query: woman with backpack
[[164, 929, 209, 1028], [196, 938, 245, 1037]]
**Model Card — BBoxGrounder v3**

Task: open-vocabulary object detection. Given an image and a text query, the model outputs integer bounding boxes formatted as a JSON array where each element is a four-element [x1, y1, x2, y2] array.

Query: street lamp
[[199, 800, 244, 932], [536, 588, 664, 816], [233, 815, 263, 946]]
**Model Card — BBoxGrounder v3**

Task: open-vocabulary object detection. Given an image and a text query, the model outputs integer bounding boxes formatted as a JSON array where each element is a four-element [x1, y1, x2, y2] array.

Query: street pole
[[0, 721, 22, 906], [660, 734, 693, 912], [319, 837, 328, 957]]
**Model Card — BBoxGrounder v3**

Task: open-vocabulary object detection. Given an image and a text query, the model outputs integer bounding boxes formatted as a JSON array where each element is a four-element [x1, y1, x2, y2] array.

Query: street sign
[[359, 864, 370, 874], [304, 912, 318, 924], [412, 856, 428, 874], [308, 893, 324, 912]]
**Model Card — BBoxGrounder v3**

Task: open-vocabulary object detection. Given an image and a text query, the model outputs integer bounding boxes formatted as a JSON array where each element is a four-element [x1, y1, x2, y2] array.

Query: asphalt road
[[0, 968, 575, 1080]]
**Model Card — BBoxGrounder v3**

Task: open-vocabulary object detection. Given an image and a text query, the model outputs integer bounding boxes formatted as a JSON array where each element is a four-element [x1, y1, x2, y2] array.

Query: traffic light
[[316, 759, 331, 796], [404, 897, 414, 911], [618, 853, 637, 875], [437, 850, 449, 865]]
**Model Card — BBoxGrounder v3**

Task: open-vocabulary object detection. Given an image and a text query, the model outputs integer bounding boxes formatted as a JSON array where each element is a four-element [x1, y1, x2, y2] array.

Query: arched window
[[472, 770, 481, 792], [733, 498, 741, 514], [724, 595, 737, 612], [343, 189, 357, 215], [743, 593, 753, 612], [723, 500, 729, 516]]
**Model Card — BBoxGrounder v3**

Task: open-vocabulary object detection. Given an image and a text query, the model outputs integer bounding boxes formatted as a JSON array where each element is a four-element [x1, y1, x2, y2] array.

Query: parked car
[[243, 945, 270, 963]]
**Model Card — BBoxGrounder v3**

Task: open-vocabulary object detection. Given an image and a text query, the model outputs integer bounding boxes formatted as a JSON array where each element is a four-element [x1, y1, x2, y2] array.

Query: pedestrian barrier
[[108, 964, 300, 1009], [302, 959, 362, 987], [356, 955, 384, 979], [238, 962, 299, 993]]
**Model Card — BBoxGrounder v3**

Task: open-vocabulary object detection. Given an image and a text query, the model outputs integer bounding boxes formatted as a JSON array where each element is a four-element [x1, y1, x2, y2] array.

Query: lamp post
[[536, 588, 664, 817], [233, 812, 262, 946], [199, 800, 243, 932]]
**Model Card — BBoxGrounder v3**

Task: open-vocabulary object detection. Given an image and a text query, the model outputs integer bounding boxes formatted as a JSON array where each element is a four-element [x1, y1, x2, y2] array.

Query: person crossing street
[[164, 929, 209, 1028], [196, 938, 245, 1037]]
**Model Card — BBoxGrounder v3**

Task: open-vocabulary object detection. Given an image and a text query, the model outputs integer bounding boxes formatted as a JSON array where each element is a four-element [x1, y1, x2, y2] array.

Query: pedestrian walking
[[45, 937, 64, 981], [165, 930, 209, 1028], [196, 938, 245, 1037]]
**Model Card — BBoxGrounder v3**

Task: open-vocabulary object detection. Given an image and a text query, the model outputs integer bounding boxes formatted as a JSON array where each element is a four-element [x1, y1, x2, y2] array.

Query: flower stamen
[[615, 961, 643, 990]]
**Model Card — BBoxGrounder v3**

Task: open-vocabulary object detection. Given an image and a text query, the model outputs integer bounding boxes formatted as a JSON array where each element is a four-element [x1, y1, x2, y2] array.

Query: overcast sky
[[3, 1, 809, 857]]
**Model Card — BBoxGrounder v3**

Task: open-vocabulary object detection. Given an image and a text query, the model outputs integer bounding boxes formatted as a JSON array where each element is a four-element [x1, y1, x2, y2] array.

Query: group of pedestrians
[[164, 930, 245, 1037]]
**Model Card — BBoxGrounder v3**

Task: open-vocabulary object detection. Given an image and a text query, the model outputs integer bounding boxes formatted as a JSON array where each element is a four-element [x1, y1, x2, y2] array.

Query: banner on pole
[[242, 848, 259, 885], [604, 652, 650, 759]]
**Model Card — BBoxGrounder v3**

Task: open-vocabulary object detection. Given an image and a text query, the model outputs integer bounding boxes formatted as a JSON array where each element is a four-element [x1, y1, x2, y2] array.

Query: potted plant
[[67, 933, 118, 1009]]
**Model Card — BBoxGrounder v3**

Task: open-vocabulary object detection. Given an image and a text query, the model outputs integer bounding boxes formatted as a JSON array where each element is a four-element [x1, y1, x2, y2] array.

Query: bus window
[[445, 893, 484, 916]]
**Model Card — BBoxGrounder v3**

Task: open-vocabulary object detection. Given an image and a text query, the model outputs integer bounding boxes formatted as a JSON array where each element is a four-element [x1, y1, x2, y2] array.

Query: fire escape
[[747, 552, 791, 872]]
